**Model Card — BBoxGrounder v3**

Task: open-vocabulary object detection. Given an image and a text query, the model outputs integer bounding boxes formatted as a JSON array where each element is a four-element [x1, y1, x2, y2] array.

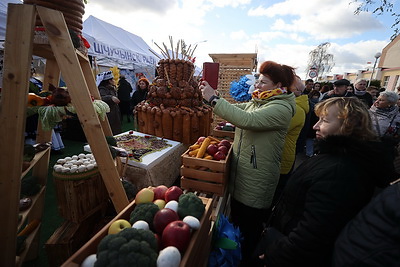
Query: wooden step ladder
[[0, 4, 129, 266]]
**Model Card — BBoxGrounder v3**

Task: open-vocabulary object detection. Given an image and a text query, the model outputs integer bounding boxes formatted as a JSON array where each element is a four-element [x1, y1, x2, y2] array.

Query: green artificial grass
[[22, 119, 135, 267]]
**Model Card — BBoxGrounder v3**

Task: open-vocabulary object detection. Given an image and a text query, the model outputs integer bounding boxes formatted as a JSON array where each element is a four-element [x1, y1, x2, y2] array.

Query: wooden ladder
[[0, 4, 129, 266]]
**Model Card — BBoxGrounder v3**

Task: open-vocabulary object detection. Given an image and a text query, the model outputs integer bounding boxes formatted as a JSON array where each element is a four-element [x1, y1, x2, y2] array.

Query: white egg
[[64, 157, 72, 162], [53, 164, 62, 170], [86, 153, 93, 158], [164, 200, 178, 213], [82, 160, 90, 165], [61, 167, 69, 173], [54, 166, 63, 173], [75, 160, 83, 166], [70, 166, 78, 173], [80, 254, 97, 267], [70, 160, 77, 165], [78, 153, 86, 159], [57, 159, 66, 164], [72, 155, 78, 160], [157, 246, 181, 267], [183, 216, 201, 230], [78, 165, 86, 172], [86, 164, 94, 170], [93, 162, 97, 167], [131, 220, 149, 231], [63, 163, 72, 168]]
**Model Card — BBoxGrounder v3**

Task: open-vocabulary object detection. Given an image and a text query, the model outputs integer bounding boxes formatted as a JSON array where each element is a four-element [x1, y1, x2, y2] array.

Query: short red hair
[[259, 61, 295, 88]]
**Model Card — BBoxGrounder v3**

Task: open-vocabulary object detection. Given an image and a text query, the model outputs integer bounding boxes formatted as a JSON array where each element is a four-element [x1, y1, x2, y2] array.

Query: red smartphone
[[202, 62, 219, 90]]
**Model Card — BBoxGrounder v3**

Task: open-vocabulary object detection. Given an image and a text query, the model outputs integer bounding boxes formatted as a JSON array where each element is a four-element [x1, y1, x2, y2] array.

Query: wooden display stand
[[62, 196, 214, 267], [0, 4, 128, 266], [208, 53, 258, 128], [180, 145, 232, 196]]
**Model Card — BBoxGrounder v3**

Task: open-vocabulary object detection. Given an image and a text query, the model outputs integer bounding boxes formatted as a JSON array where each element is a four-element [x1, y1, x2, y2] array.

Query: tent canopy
[[83, 15, 158, 70]]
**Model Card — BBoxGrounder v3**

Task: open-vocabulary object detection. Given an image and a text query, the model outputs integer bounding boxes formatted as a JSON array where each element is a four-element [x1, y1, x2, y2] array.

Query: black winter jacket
[[333, 181, 400, 267], [264, 135, 396, 267]]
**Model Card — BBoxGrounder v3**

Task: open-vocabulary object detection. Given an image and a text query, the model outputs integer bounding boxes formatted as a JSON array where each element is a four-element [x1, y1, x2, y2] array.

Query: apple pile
[[187, 136, 231, 161], [88, 185, 205, 267], [214, 121, 235, 131]]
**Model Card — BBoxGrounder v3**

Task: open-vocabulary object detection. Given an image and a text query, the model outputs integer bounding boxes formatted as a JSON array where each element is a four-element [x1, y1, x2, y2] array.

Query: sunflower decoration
[[110, 66, 120, 86]]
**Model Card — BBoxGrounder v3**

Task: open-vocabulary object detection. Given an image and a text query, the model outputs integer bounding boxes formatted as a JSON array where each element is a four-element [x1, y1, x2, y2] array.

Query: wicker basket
[[53, 168, 109, 223]]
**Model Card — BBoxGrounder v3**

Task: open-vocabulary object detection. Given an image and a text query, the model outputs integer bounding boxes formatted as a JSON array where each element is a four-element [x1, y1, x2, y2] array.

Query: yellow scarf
[[252, 88, 287, 100]]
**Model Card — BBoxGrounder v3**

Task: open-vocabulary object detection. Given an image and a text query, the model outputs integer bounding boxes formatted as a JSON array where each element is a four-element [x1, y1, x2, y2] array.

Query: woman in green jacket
[[200, 61, 296, 266]]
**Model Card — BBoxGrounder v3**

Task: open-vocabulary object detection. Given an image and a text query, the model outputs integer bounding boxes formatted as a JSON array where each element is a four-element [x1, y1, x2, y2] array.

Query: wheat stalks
[[175, 40, 180, 59], [154, 42, 168, 58], [148, 49, 161, 59], [169, 36, 175, 60], [163, 43, 170, 59]]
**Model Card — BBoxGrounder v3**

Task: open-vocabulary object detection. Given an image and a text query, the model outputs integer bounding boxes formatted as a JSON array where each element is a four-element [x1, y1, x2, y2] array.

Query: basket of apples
[[180, 136, 232, 196], [62, 185, 213, 267]]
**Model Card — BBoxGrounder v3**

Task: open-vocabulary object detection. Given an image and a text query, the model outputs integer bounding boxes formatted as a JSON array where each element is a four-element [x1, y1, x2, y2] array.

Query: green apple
[[108, 219, 131, 235], [135, 187, 155, 204], [153, 199, 166, 209]]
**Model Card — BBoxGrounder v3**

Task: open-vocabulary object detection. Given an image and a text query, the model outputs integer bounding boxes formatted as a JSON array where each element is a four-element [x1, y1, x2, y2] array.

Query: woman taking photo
[[200, 60, 296, 266], [257, 97, 396, 266]]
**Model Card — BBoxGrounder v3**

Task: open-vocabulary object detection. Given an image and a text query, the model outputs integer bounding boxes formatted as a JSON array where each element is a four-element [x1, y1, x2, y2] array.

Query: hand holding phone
[[202, 62, 219, 90]]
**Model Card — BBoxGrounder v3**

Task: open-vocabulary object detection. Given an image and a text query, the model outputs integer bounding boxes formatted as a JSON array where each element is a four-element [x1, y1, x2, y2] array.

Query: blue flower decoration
[[230, 75, 253, 102]]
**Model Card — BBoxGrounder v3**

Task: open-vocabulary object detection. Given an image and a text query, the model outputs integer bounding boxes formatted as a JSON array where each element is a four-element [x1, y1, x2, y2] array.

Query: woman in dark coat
[[333, 181, 400, 266], [97, 70, 122, 135], [257, 97, 396, 267], [117, 75, 133, 123]]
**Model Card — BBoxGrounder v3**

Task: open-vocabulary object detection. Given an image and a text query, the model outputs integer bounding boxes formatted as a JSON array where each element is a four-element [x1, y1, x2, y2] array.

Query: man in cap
[[321, 79, 354, 100]]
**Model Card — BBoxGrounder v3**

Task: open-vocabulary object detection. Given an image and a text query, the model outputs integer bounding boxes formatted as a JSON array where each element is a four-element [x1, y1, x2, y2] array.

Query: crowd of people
[[95, 71, 150, 135], [200, 62, 400, 266]]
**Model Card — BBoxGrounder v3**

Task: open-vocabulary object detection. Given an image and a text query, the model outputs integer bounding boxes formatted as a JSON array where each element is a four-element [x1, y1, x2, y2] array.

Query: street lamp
[[368, 52, 382, 86], [193, 40, 207, 46]]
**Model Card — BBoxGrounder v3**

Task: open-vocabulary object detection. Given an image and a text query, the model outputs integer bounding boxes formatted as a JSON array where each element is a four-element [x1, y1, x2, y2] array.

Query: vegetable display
[[95, 228, 158, 267], [177, 192, 205, 220]]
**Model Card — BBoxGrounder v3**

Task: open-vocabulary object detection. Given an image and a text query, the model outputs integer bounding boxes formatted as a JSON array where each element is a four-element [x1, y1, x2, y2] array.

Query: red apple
[[153, 185, 168, 200], [153, 208, 179, 234], [165, 186, 183, 203], [162, 220, 191, 253], [213, 151, 226, 161], [219, 139, 231, 149], [197, 136, 206, 144], [206, 144, 219, 156], [218, 145, 228, 155]]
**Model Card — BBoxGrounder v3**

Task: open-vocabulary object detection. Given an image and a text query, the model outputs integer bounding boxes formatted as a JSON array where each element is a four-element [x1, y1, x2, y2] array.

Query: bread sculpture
[[136, 38, 212, 144]]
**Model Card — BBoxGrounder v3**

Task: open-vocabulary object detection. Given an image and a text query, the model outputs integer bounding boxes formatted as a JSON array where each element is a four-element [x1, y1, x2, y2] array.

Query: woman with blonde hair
[[256, 97, 396, 266]]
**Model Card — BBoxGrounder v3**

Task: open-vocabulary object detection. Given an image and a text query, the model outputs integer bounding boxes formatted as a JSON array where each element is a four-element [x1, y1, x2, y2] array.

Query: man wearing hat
[[321, 79, 354, 100]]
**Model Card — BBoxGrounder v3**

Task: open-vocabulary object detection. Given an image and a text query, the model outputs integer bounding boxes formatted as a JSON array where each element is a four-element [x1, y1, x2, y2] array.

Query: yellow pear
[[135, 187, 155, 204]]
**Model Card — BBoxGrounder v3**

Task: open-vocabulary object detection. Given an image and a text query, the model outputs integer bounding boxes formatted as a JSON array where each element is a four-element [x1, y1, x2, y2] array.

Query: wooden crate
[[45, 210, 105, 267], [53, 169, 109, 223], [61, 196, 214, 267], [180, 145, 232, 196], [212, 128, 235, 139]]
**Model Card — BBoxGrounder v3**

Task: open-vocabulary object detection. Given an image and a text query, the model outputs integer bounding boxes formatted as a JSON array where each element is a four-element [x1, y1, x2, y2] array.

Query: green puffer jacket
[[213, 93, 296, 209]]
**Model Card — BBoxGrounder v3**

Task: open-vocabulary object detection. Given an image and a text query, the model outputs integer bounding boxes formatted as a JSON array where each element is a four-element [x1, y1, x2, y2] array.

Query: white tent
[[83, 15, 158, 73], [1, 0, 21, 42]]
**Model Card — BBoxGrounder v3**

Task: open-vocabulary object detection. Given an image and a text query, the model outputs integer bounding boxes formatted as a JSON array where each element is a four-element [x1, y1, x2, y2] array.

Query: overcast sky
[[83, 0, 394, 79]]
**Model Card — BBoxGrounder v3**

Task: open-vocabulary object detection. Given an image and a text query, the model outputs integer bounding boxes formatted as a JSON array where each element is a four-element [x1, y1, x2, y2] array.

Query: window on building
[[383, 76, 390, 88], [395, 75, 400, 91]]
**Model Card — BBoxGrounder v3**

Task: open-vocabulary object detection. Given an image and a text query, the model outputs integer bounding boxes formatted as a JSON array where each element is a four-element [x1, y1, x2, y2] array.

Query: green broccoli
[[95, 228, 158, 267], [129, 202, 159, 229], [121, 180, 137, 201], [177, 192, 205, 220]]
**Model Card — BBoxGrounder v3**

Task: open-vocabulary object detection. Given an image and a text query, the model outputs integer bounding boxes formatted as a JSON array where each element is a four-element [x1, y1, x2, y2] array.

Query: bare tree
[[307, 42, 335, 80], [352, 0, 399, 40]]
